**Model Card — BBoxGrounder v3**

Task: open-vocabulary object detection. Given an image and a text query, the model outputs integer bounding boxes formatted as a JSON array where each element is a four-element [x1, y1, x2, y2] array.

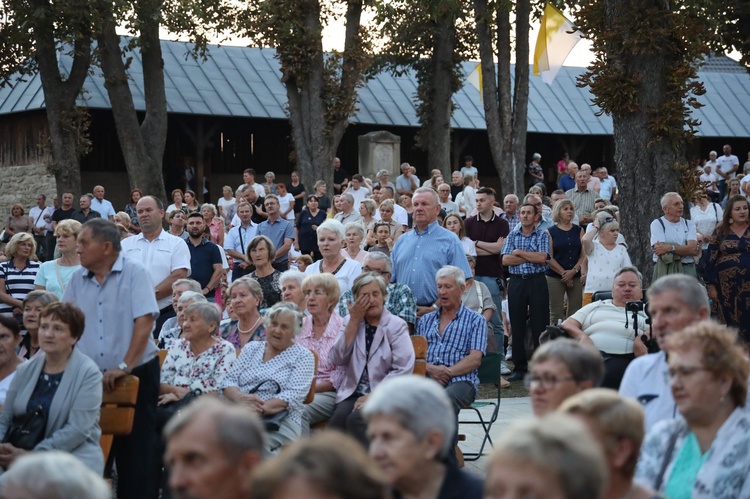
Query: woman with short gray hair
[[158, 290, 207, 350], [305, 219, 361, 295], [363, 376, 483, 498], [221, 303, 315, 454], [328, 273, 413, 445], [220, 277, 266, 350], [342, 221, 368, 264], [279, 270, 306, 309]]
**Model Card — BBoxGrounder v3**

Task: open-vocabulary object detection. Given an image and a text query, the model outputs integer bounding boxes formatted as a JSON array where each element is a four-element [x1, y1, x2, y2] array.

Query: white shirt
[[440, 200, 460, 215], [700, 172, 719, 192], [690, 203, 722, 249], [584, 241, 632, 294], [305, 258, 362, 296], [571, 300, 647, 355], [717, 154, 739, 178], [278, 193, 296, 221], [619, 351, 677, 432], [91, 198, 116, 219], [121, 229, 192, 310], [649, 216, 697, 263], [29, 205, 53, 234], [348, 187, 370, 211]]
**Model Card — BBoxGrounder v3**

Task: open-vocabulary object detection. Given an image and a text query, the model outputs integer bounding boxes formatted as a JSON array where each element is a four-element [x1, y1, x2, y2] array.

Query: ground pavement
[[458, 396, 533, 476]]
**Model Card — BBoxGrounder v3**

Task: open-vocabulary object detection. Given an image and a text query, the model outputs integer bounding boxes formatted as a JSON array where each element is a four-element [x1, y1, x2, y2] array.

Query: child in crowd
[[368, 222, 393, 257]]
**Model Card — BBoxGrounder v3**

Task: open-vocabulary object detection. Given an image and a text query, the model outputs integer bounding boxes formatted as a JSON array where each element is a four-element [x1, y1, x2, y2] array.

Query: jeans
[[718, 178, 727, 199], [475, 276, 505, 351]]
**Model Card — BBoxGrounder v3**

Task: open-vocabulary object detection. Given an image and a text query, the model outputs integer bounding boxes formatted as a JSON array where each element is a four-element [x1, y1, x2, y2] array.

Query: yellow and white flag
[[466, 62, 483, 101], [533, 3, 582, 85]]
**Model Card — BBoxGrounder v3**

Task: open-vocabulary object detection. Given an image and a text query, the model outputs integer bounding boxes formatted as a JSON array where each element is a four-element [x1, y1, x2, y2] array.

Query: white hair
[[660, 192, 681, 208], [317, 219, 346, 241], [362, 251, 393, 273], [279, 269, 306, 288], [436, 265, 466, 288], [2, 451, 111, 499], [363, 376, 456, 460]]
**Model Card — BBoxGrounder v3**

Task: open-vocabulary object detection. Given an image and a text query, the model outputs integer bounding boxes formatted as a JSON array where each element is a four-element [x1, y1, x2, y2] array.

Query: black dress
[[286, 182, 306, 214]]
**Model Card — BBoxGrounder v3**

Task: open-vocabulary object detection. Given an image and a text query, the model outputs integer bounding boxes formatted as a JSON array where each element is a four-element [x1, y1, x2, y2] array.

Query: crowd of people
[[0, 149, 747, 498]]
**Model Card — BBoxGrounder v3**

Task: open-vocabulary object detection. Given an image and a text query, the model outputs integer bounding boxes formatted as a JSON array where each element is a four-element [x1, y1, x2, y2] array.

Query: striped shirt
[[417, 305, 487, 389], [391, 221, 472, 305], [0, 259, 40, 316], [501, 225, 550, 275]]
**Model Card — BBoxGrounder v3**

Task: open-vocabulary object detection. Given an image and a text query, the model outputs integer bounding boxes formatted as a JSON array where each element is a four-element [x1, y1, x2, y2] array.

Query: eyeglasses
[[362, 266, 388, 276], [523, 373, 576, 390], [303, 289, 327, 297], [668, 365, 707, 380]]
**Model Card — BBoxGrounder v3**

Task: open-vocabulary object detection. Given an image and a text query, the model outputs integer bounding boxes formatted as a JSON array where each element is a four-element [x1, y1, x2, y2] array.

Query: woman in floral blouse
[[159, 302, 236, 402], [296, 273, 345, 432]]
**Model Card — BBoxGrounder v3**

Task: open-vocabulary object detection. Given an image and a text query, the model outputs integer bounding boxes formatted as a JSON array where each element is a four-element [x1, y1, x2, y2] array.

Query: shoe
[[499, 377, 511, 388], [507, 371, 526, 382], [500, 359, 511, 375], [505, 346, 513, 361]]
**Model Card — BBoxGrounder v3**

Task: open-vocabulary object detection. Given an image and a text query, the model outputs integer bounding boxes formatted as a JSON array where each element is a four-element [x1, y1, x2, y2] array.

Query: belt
[[509, 272, 545, 280]]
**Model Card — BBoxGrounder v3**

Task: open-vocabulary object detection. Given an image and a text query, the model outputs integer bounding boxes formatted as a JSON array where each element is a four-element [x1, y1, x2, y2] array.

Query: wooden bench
[[99, 375, 139, 466], [411, 336, 427, 376]]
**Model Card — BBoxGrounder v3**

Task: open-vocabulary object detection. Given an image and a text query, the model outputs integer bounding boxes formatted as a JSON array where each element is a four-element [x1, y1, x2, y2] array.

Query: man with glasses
[[337, 252, 416, 331], [438, 184, 459, 215]]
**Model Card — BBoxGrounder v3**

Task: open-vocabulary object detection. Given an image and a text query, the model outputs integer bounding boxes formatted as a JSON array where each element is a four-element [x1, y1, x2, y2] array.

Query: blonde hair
[[301, 273, 341, 312], [54, 219, 83, 238], [5, 232, 36, 259]]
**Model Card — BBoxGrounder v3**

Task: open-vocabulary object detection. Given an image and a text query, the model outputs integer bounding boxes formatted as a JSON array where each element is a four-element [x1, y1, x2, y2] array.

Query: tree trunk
[[474, 0, 526, 196], [604, 0, 682, 280], [511, 0, 530, 193], [423, 22, 457, 178], [96, 1, 167, 200], [31, 0, 92, 196], [283, 0, 366, 195]]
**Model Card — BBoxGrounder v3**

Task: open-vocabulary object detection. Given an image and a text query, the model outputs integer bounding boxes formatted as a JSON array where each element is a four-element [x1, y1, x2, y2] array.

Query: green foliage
[[374, 0, 476, 149]]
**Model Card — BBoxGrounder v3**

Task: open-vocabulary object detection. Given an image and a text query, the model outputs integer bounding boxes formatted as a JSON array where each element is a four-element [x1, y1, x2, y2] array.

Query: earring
[[729, 218, 734, 224]]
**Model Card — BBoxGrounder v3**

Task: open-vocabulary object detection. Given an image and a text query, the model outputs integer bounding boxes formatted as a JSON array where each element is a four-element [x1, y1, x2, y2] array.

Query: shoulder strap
[[713, 203, 719, 222], [474, 282, 484, 313], [653, 428, 680, 491], [657, 217, 665, 232]]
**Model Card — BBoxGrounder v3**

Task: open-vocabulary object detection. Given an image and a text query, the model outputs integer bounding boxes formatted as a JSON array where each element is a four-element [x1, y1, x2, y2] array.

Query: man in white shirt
[[237, 168, 266, 199], [90, 185, 116, 220], [619, 275, 710, 431], [344, 174, 370, 211], [224, 202, 257, 280], [700, 164, 720, 202], [649, 192, 698, 280], [29, 193, 53, 261], [716, 144, 739, 199], [437, 184, 459, 215], [121, 195, 191, 336]]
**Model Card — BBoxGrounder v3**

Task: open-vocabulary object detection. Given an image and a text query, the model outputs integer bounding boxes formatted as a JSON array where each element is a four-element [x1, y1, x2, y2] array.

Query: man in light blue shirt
[[257, 194, 294, 271], [596, 167, 618, 201], [391, 187, 471, 318], [90, 185, 116, 220], [63, 218, 160, 499]]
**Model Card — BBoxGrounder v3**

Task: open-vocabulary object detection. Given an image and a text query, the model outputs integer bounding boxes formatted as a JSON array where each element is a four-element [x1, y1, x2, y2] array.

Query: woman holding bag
[[0, 302, 103, 475]]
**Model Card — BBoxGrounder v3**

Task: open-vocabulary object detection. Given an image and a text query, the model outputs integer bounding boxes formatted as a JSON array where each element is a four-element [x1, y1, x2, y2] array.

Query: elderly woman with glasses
[[581, 210, 632, 305], [328, 273, 414, 445], [363, 376, 483, 499], [0, 233, 40, 322], [221, 303, 315, 454], [636, 321, 750, 498], [526, 338, 604, 417]]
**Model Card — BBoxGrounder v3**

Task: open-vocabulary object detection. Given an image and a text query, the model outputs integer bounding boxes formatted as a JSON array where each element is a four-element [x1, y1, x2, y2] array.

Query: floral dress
[[160, 338, 237, 392]]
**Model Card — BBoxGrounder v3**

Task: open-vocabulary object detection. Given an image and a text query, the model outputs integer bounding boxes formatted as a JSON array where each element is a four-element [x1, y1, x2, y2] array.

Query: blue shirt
[[257, 217, 294, 264], [558, 174, 576, 191], [187, 238, 222, 289], [501, 224, 550, 275], [224, 222, 257, 263], [63, 254, 159, 371], [391, 221, 472, 305], [417, 305, 486, 389]]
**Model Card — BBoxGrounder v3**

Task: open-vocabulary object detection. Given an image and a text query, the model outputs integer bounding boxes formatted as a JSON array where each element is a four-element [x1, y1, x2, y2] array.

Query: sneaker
[[505, 346, 513, 361], [500, 359, 511, 375], [507, 371, 526, 382]]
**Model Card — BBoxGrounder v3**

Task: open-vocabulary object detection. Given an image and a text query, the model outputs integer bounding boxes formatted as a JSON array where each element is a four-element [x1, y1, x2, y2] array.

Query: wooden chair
[[99, 375, 139, 466], [411, 336, 427, 376], [157, 349, 168, 367]]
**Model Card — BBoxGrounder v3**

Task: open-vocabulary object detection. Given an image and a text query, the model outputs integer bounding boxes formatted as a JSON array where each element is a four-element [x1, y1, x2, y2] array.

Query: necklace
[[237, 315, 261, 334]]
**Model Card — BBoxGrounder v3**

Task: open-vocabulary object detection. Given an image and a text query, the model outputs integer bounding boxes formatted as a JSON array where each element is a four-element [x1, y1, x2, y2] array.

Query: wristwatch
[[671, 244, 676, 253], [118, 361, 131, 373]]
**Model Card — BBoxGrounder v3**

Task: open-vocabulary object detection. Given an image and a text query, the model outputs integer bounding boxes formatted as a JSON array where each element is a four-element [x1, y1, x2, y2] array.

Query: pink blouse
[[295, 312, 345, 390]]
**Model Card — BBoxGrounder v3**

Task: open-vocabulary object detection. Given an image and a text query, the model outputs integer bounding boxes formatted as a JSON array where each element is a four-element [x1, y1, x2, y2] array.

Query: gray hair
[[436, 265, 466, 288], [648, 274, 709, 311], [164, 398, 265, 461], [317, 219, 346, 241], [227, 277, 264, 307], [504, 194, 519, 203], [279, 269, 306, 288], [351, 273, 388, 300], [265, 171, 276, 180], [362, 252, 393, 273], [359, 199, 377, 217], [178, 291, 207, 306], [489, 414, 607, 499], [264, 302, 304, 337], [339, 192, 354, 206], [82, 219, 121, 252], [201, 203, 218, 217], [413, 186, 439, 204], [376, 169, 389, 177], [614, 266, 643, 285], [344, 221, 366, 240], [363, 376, 456, 460], [2, 451, 111, 499], [172, 278, 202, 293], [23, 290, 59, 308], [184, 301, 221, 326], [660, 192, 681, 208], [531, 338, 604, 387]]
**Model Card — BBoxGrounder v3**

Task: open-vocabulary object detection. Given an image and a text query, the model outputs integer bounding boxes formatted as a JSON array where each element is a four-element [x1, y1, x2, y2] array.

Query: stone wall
[[0, 164, 56, 230]]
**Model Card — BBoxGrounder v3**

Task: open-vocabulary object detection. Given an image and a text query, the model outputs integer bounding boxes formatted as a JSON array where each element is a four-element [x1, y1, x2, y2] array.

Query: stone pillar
[[358, 131, 401, 180]]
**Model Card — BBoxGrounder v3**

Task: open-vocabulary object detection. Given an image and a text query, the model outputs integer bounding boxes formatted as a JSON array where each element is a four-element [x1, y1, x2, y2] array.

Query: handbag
[[3, 406, 47, 450], [0, 230, 8, 244], [247, 379, 290, 432], [156, 389, 203, 431]]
